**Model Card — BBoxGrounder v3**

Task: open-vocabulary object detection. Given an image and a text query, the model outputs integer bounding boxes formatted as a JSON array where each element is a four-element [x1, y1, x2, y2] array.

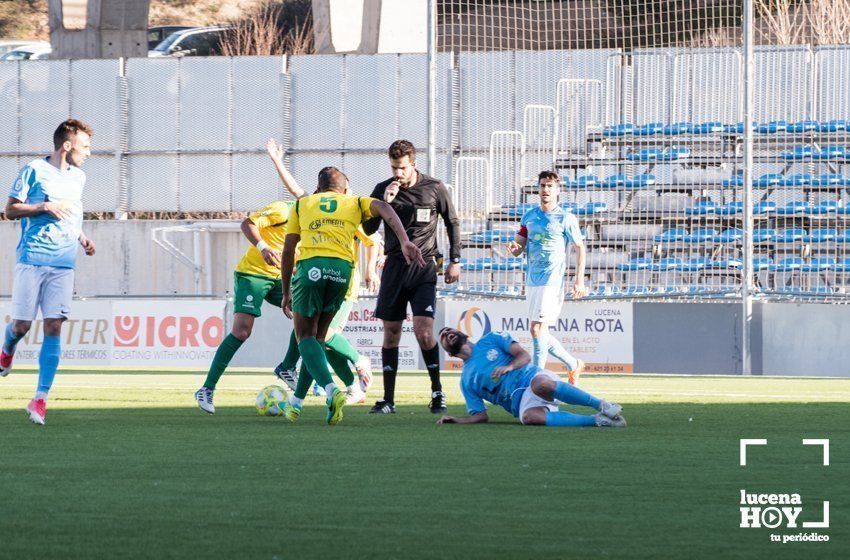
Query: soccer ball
[[255, 385, 288, 416]]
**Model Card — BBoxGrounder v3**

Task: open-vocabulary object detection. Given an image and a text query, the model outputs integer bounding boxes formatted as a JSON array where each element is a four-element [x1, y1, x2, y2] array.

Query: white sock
[[346, 384, 357, 393], [289, 395, 304, 406], [34, 390, 48, 401], [324, 383, 337, 395]]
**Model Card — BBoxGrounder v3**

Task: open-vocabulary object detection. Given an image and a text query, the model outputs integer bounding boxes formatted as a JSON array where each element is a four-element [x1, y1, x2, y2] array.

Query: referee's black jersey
[[363, 172, 461, 261]]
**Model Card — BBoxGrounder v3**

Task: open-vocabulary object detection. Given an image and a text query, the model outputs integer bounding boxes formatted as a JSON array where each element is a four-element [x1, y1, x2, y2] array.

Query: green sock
[[324, 333, 359, 364], [298, 337, 334, 389], [294, 364, 313, 400], [277, 331, 301, 371], [326, 348, 355, 387], [203, 334, 244, 389]]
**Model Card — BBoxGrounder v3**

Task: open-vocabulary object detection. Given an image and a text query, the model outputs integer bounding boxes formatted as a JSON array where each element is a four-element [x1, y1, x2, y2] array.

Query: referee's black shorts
[[375, 256, 438, 321]]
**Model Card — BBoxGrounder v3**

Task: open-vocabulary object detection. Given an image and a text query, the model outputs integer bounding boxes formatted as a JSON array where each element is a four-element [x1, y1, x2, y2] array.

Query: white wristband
[[256, 240, 269, 252]]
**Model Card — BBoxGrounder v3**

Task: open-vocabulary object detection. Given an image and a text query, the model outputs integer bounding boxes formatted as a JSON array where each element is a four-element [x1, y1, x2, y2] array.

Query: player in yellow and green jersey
[[194, 198, 293, 414], [279, 165, 424, 425]]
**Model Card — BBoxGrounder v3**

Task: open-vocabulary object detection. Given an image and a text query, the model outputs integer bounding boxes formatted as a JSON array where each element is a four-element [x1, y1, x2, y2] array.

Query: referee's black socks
[[423, 344, 442, 393], [381, 346, 399, 404]]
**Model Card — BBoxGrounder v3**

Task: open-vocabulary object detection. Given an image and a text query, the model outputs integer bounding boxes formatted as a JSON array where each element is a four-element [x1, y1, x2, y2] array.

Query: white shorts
[[526, 284, 564, 324], [518, 370, 560, 424], [11, 263, 75, 321]]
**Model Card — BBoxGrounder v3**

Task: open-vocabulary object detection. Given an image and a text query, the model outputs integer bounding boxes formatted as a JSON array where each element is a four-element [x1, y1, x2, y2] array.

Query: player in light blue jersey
[[506, 170, 587, 384], [1, 119, 96, 425], [435, 328, 625, 427]]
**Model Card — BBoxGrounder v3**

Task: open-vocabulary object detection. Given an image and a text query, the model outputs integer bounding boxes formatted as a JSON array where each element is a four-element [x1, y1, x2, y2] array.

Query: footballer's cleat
[[273, 365, 298, 392], [312, 383, 326, 397], [0, 349, 12, 377], [25, 398, 46, 425], [326, 389, 346, 426], [345, 386, 366, 405], [283, 402, 302, 423], [568, 358, 585, 386], [429, 391, 447, 414], [354, 356, 373, 392], [368, 400, 396, 414], [595, 413, 627, 428], [598, 400, 622, 419], [194, 387, 215, 414]]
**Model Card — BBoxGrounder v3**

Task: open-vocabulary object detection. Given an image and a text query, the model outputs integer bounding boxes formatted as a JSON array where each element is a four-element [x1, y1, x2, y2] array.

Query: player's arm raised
[[241, 218, 280, 268], [266, 139, 306, 199], [491, 341, 531, 380], [437, 410, 489, 425], [368, 199, 426, 268]]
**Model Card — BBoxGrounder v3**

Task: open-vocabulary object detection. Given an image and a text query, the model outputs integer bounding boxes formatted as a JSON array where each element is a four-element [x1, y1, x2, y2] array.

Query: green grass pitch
[[1, 371, 848, 559]]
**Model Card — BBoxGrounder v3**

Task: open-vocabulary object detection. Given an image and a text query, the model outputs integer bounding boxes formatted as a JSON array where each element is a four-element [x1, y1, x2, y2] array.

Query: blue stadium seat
[[654, 229, 688, 242], [470, 230, 514, 243], [807, 203, 840, 218], [756, 120, 787, 134], [603, 174, 656, 188], [505, 202, 536, 216], [603, 123, 635, 136], [650, 257, 683, 271], [818, 119, 847, 132], [722, 174, 744, 187], [755, 173, 784, 187], [775, 201, 812, 215], [818, 145, 847, 160], [715, 258, 743, 269], [787, 120, 819, 133], [663, 146, 690, 160], [627, 148, 663, 161], [814, 174, 850, 186], [782, 145, 847, 160], [754, 257, 773, 271], [560, 201, 579, 213], [623, 286, 650, 295], [775, 228, 807, 243], [684, 229, 717, 243], [835, 258, 850, 272], [715, 229, 744, 243], [754, 201, 777, 215], [461, 257, 494, 271], [783, 173, 815, 186], [574, 175, 599, 188], [805, 229, 838, 242], [837, 230, 850, 243], [575, 202, 608, 215], [634, 122, 664, 136], [685, 200, 720, 215], [681, 257, 710, 271], [769, 257, 804, 271], [492, 258, 525, 271], [753, 229, 776, 243], [781, 145, 814, 160], [718, 201, 744, 215], [801, 257, 836, 271], [616, 258, 652, 271], [694, 121, 725, 134], [838, 204, 850, 215], [663, 122, 694, 135], [724, 122, 745, 133]]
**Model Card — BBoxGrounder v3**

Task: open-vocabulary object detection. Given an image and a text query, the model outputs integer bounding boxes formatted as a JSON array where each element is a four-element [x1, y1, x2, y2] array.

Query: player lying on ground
[[436, 328, 625, 427], [2, 119, 96, 425], [280, 166, 425, 425], [505, 170, 587, 384], [266, 139, 377, 404]]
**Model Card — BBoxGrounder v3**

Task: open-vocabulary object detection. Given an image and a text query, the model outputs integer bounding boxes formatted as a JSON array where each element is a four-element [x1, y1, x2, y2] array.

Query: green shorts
[[291, 257, 353, 318], [329, 297, 355, 331], [233, 272, 283, 317]]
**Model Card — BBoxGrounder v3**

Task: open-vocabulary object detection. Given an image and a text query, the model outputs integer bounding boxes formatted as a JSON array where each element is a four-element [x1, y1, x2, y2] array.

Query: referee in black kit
[[363, 140, 461, 414]]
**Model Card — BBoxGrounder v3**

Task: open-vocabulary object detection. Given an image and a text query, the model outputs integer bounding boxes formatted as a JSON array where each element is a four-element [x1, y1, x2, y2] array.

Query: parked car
[[0, 42, 51, 60], [147, 26, 193, 50], [0, 40, 41, 55], [148, 26, 231, 57]]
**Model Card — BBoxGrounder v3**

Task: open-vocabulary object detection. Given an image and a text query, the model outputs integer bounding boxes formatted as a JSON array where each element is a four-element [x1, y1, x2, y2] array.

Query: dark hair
[[53, 119, 93, 150], [317, 166, 349, 193], [388, 140, 416, 161], [538, 170, 560, 184], [446, 331, 469, 357]]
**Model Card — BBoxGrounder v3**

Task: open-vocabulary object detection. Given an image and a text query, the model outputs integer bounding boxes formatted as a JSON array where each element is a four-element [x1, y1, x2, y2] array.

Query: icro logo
[[458, 307, 491, 340], [114, 315, 224, 348]]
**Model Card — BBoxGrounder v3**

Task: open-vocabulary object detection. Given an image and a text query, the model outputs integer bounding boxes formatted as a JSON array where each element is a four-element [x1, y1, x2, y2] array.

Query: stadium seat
[[753, 256, 772, 271], [663, 122, 694, 135], [818, 145, 847, 160], [805, 229, 838, 242], [814, 174, 850, 186], [626, 146, 690, 161], [603, 123, 635, 136], [623, 285, 650, 295], [769, 257, 804, 271], [603, 174, 656, 188], [753, 229, 776, 243], [715, 258, 743, 269], [663, 146, 690, 160], [755, 173, 784, 187], [801, 257, 836, 271], [681, 257, 710, 271], [756, 120, 787, 134], [491, 258, 525, 271], [684, 228, 717, 243], [775, 201, 812, 215], [724, 122, 745, 133], [650, 257, 683, 271], [469, 230, 514, 243], [574, 175, 599, 188], [634, 122, 664, 136], [575, 202, 608, 215], [775, 228, 807, 243], [460, 257, 494, 271], [616, 258, 652, 271], [835, 257, 850, 272], [654, 229, 688, 242], [505, 202, 536, 216], [818, 119, 847, 132], [685, 200, 720, 215], [718, 201, 744, 215], [560, 201, 579, 213], [782, 145, 846, 160], [783, 173, 815, 186], [787, 120, 819, 133], [754, 201, 777, 215], [836, 230, 850, 243], [694, 121, 725, 134], [715, 229, 744, 243], [722, 175, 743, 187]]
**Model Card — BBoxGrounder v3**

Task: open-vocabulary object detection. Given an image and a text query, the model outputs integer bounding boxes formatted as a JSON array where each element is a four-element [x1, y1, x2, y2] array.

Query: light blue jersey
[[460, 331, 542, 417], [519, 206, 583, 287], [9, 158, 85, 269]]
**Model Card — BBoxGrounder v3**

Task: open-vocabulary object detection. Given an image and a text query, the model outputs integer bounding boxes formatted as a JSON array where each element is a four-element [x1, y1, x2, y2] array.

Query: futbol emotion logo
[[458, 307, 491, 340], [114, 315, 224, 348], [308, 268, 322, 281]]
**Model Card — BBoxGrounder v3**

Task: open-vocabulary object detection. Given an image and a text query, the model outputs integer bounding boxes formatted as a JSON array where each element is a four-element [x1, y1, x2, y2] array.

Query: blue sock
[[36, 336, 61, 396], [547, 336, 578, 371], [545, 410, 597, 427], [552, 380, 602, 409], [532, 334, 548, 368], [3, 323, 23, 354]]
